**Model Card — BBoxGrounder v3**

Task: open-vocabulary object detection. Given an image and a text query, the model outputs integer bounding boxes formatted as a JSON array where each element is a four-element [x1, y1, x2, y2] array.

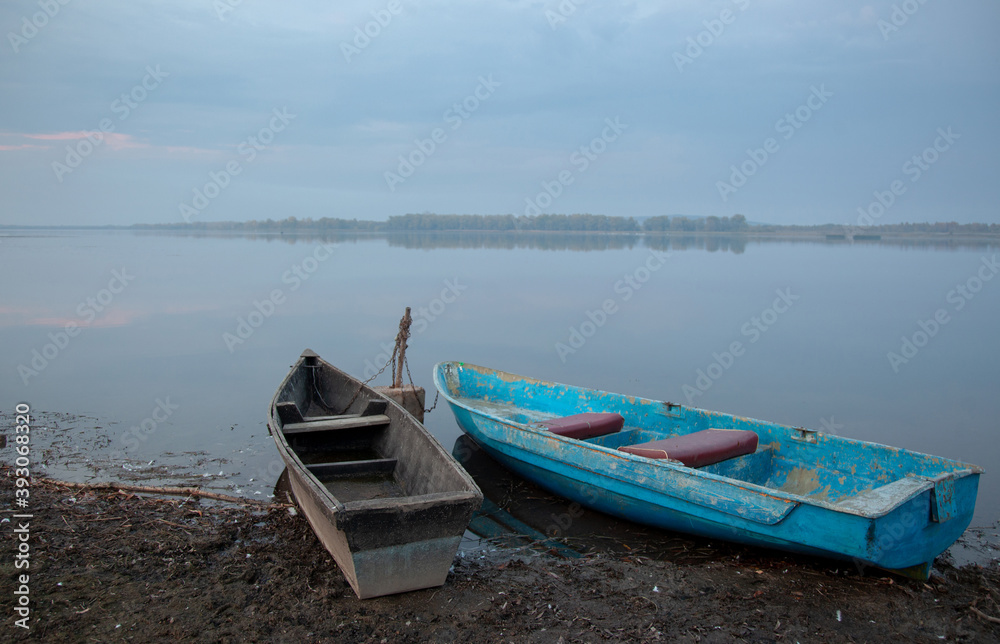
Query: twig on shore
[[37, 477, 292, 507], [970, 599, 1000, 624]]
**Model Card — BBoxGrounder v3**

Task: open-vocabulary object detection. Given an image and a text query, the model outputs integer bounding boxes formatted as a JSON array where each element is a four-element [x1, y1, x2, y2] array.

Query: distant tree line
[[132, 217, 383, 232], [747, 221, 1000, 235], [845, 221, 1000, 234], [643, 214, 749, 232], [129, 215, 999, 235], [386, 213, 640, 231], [133, 213, 642, 232]]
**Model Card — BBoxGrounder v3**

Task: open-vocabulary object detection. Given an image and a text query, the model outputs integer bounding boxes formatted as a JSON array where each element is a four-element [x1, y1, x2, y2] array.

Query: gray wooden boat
[[267, 349, 482, 599]]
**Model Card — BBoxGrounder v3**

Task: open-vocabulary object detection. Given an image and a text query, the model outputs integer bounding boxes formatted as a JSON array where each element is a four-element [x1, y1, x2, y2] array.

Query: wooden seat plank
[[282, 414, 390, 435], [307, 458, 398, 478]]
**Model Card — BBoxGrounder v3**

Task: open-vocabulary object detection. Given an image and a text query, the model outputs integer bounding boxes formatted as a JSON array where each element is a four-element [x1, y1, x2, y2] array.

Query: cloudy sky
[[1, 0, 998, 227]]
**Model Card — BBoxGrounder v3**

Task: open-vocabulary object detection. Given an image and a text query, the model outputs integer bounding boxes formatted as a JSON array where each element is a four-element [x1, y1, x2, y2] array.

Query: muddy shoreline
[[3, 469, 1000, 643]]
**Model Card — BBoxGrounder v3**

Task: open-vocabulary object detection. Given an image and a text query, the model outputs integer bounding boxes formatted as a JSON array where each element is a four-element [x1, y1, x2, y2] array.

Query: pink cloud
[[26, 308, 144, 329], [0, 304, 143, 329], [104, 133, 147, 151], [22, 131, 92, 141], [0, 302, 224, 330], [0, 306, 38, 316], [0, 144, 49, 151], [1, 131, 218, 158], [12, 131, 148, 151]]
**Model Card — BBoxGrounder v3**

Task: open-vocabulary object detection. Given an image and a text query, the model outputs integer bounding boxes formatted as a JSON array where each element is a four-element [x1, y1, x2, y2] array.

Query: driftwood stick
[[970, 603, 1000, 625], [38, 478, 290, 507]]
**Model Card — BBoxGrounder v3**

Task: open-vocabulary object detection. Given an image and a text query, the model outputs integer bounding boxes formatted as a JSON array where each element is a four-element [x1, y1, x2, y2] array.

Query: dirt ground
[[2, 468, 1000, 643]]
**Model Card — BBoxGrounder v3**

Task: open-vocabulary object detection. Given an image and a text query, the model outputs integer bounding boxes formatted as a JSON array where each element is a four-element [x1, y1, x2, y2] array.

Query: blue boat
[[433, 362, 983, 579]]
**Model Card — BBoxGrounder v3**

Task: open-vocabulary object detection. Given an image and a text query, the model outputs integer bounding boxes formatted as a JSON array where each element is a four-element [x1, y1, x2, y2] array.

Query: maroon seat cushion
[[618, 429, 758, 467], [534, 413, 624, 440]]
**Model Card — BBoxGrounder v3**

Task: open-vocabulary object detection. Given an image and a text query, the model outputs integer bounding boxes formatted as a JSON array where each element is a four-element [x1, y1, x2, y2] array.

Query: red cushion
[[535, 413, 624, 440], [618, 429, 758, 467]]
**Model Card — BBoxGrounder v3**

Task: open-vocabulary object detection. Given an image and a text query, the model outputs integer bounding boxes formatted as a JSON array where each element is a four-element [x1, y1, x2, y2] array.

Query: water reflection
[[644, 234, 747, 254], [130, 229, 999, 253], [384, 231, 642, 252], [452, 434, 735, 563]]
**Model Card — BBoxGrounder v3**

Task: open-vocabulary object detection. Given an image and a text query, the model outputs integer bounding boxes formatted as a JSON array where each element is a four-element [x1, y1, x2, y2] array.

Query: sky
[[0, 0, 998, 227]]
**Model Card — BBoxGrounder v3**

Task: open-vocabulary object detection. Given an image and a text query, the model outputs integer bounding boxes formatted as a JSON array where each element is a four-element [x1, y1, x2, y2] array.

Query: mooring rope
[[338, 308, 436, 416]]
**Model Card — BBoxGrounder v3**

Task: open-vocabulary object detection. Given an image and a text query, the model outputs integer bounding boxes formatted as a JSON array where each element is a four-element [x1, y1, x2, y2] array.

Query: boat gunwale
[[432, 361, 982, 520]]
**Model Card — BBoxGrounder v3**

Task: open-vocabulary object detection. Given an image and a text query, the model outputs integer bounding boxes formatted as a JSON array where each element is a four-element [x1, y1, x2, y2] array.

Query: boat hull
[[435, 362, 982, 578], [284, 466, 466, 598], [268, 351, 482, 599]]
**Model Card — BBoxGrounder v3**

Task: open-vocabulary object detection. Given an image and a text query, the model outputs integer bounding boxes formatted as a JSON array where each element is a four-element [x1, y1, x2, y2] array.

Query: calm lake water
[[2, 230, 998, 528]]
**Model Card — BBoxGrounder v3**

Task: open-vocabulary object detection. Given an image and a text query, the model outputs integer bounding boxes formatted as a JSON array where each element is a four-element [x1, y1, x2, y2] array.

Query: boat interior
[[586, 422, 788, 492], [274, 358, 475, 505], [449, 391, 973, 508], [277, 397, 408, 502]]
